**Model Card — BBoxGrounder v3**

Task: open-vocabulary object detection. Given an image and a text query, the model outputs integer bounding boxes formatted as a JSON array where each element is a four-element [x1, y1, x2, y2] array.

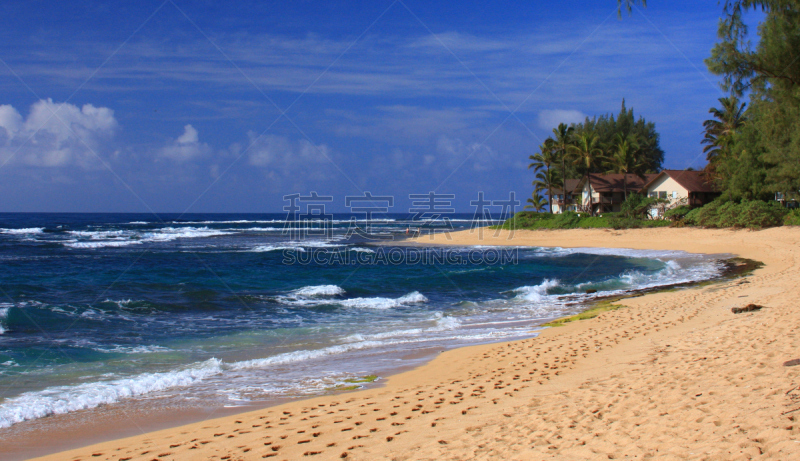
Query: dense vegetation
[[526, 101, 663, 215], [518, 1, 800, 230], [570, 101, 665, 179], [629, 1, 800, 204], [500, 207, 671, 231]]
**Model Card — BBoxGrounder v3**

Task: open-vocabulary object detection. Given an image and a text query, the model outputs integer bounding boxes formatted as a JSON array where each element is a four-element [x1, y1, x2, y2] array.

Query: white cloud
[[160, 124, 211, 162], [435, 136, 495, 171], [0, 105, 23, 137], [537, 109, 587, 131], [246, 133, 332, 178], [0, 99, 117, 168]]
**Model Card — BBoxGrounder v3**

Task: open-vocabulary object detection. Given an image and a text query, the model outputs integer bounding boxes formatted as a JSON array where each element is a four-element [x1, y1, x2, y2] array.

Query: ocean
[[0, 213, 723, 433]]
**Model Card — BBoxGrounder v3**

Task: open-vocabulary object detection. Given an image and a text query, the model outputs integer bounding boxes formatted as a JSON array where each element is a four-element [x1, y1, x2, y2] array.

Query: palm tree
[[702, 95, 747, 179], [605, 132, 647, 200], [524, 190, 548, 212], [528, 141, 557, 212], [550, 123, 576, 201], [533, 168, 563, 212], [569, 132, 605, 216]]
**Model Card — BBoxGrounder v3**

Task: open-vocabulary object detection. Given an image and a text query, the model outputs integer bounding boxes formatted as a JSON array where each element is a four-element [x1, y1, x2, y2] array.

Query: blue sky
[[0, 1, 745, 212]]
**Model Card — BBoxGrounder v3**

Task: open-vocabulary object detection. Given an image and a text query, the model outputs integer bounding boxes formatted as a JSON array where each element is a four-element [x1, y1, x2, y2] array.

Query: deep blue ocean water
[[0, 213, 723, 429]]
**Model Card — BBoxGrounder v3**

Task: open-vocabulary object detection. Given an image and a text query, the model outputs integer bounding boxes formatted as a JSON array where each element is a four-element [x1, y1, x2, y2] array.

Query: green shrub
[[683, 199, 787, 229], [620, 193, 663, 219], [576, 216, 611, 228], [735, 200, 787, 229], [609, 217, 642, 229], [685, 200, 723, 227], [554, 211, 583, 228], [786, 209, 800, 226], [499, 209, 671, 231], [716, 201, 740, 228], [664, 205, 692, 221]]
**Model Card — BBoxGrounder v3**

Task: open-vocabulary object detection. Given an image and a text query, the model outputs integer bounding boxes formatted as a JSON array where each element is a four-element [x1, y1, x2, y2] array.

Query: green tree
[[550, 123, 576, 197], [705, 1, 800, 198], [706, 1, 800, 98], [528, 141, 559, 212], [533, 168, 563, 213], [572, 99, 664, 173], [702, 95, 747, 181], [605, 132, 646, 199], [524, 190, 548, 212], [569, 132, 606, 216]]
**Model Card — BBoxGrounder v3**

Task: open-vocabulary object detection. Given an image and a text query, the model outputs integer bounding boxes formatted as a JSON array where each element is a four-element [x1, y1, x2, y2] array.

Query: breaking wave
[[0, 227, 44, 235], [0, 358, 224, 429], [0, 305, 8, 335], [512, 279, 561, 302], [272, 286, 428, 310]]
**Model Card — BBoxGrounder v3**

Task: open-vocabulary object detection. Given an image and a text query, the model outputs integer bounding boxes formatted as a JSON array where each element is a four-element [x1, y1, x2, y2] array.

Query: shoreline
[[19, 227, 800, 460], [0, 245, 723, 460]]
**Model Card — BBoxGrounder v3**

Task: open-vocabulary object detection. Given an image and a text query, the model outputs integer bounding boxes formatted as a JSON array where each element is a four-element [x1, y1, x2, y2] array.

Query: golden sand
[[30, 227, 800, 460]]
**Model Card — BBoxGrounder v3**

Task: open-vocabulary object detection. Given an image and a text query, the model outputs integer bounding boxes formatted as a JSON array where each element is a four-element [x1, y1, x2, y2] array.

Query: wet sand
[[26, 227, 800, 460]]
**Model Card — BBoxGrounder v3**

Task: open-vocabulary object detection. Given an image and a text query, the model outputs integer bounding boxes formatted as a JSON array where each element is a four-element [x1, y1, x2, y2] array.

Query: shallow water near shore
[[0, 213, 725, 458]]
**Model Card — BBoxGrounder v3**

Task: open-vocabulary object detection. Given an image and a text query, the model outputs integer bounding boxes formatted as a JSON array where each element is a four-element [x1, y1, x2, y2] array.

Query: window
[[672, 191, 678, 199], [658, 191, 667, 199], [648, 192, 657, 198]]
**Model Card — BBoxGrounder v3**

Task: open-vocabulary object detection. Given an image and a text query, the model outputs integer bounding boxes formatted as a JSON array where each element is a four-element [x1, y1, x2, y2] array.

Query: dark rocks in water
[[585, 289, 597, 294], [731, 304, 763, 314]]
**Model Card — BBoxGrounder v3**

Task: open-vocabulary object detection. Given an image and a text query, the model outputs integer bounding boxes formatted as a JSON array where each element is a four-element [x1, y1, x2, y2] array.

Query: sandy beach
[[26, 226, 800, 460]]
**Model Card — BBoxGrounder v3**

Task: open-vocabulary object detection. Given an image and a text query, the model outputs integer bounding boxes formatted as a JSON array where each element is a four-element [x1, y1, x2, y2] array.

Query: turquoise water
[[0, 213, 722, 429]]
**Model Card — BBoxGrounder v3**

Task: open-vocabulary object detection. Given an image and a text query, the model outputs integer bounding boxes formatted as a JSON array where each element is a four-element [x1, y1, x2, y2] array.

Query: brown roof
[[550, 179, 582, 195], [643, 170, 719, 193], [583, 173, 658, 193]]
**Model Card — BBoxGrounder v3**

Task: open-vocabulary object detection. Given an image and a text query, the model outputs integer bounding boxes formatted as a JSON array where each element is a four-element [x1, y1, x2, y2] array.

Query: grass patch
[[542, 299, 626, 327], [325, 375, 379, 393], [343, 375, 378, 384], [329, 385, 360, 391]]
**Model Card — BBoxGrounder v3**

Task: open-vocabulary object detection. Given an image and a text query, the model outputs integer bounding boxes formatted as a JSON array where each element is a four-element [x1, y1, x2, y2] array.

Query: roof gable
[[643, 170, 718, 193], [581, 173, 658, 192]]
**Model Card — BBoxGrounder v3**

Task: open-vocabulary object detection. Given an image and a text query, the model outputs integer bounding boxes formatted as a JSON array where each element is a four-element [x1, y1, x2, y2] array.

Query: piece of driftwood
[[585, 289, 597, 294], [731, 304, 763, 314], [784, 359, 800, 367]]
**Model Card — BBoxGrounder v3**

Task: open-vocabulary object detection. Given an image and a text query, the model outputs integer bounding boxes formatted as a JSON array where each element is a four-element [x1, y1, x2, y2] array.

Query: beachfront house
[[550, 179, 581, 214], [575, 173, 658, 215], [641, 170, 720, 218]]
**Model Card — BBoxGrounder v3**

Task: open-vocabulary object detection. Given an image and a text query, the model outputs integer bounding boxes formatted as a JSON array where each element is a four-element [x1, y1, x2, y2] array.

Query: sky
[[0, 0, 749, 213]]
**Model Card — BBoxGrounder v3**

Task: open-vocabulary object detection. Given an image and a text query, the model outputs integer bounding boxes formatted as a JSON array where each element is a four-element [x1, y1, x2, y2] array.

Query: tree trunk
[[561, 157, 567, 214], [623, 175, 628, 201], [586, 174, 594, 217], [548, 170, 553, 214]]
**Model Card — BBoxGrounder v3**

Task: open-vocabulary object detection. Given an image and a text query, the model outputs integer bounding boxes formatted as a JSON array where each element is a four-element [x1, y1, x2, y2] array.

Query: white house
[[550, 179, 581, 214], [641, 170, 719, 218], [574, 173, 657, 214]]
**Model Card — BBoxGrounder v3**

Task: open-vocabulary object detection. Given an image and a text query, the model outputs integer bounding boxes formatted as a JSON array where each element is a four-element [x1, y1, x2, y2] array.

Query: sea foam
[[0, 358, 223, 428], [0, 306, 8, 335], [291, 285, 346, 297], [512, 279, 561, 302], [64, 227, 232, 249], [0, 227, 44, 235]]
